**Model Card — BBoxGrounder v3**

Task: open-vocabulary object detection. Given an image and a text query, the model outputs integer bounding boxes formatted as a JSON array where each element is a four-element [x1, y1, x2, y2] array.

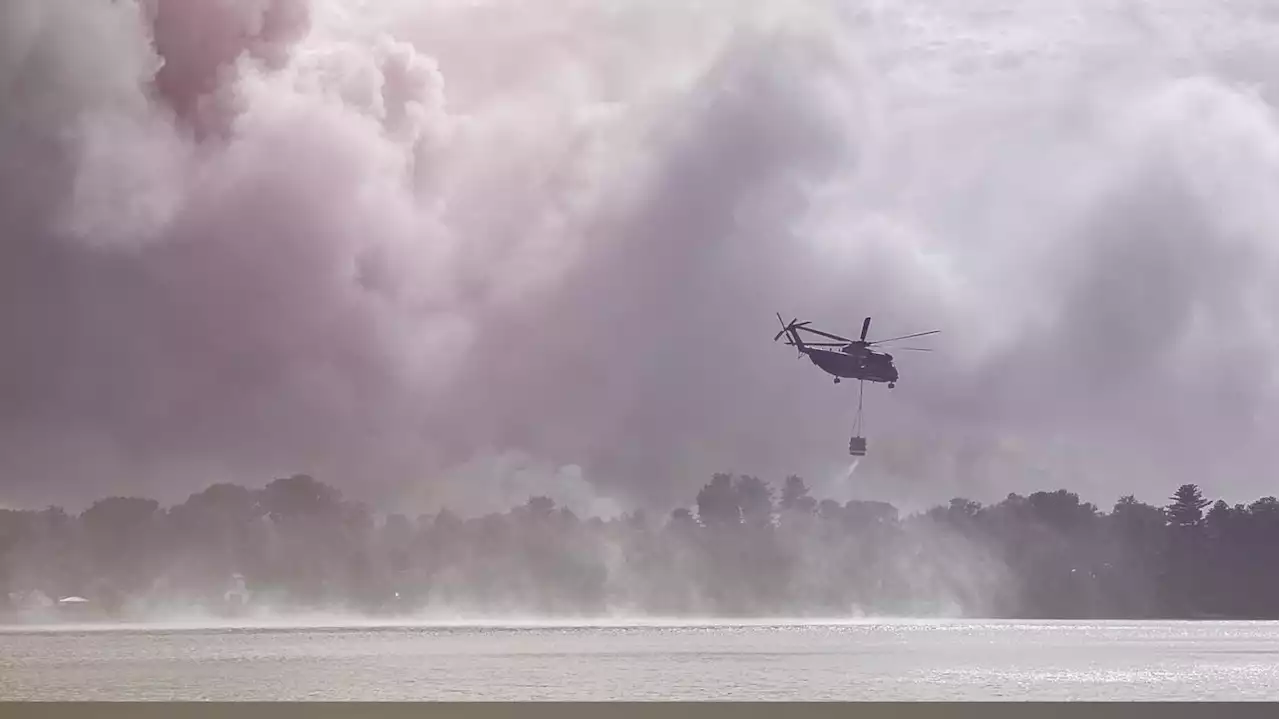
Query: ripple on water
[[0, 620, 1274, 700]]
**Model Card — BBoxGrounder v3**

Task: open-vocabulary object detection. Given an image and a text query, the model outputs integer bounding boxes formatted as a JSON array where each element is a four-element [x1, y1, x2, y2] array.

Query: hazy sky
[[0, 0, 1275, 515]]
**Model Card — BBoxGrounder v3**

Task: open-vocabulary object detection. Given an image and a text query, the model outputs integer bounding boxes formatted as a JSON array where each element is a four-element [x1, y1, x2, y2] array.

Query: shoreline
[[3, 614, 1277, 633]]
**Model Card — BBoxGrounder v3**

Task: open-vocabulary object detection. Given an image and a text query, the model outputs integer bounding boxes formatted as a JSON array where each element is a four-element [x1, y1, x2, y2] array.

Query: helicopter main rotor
[[775, 314, 937, 354]]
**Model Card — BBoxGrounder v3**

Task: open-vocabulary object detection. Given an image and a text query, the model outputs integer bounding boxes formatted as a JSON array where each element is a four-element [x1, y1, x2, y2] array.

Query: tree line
[[1, 473, 1275, 621]]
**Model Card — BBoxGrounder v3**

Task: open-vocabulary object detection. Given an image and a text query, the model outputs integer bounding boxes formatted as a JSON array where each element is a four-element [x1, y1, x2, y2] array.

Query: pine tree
[[1166, 484, 1211, 528]]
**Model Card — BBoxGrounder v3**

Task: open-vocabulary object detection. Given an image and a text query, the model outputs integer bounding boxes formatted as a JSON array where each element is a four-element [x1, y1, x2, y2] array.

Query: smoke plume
[[0, 0, 1275, 513]]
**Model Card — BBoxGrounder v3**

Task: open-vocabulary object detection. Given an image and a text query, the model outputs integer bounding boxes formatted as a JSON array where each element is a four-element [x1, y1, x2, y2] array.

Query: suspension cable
[[853, 379, 865, 437]]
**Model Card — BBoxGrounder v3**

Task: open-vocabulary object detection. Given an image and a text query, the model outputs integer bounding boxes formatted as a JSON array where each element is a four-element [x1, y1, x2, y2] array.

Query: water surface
[[0, 619, 1274, 700]]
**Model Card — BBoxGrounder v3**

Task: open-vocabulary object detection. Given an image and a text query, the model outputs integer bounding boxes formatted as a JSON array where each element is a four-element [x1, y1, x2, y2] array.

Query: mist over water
[[0, 1, 1276, 519]]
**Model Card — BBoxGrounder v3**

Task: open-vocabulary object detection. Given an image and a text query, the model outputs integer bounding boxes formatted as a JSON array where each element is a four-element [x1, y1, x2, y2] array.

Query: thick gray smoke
[[0, 0, 1275, 513]]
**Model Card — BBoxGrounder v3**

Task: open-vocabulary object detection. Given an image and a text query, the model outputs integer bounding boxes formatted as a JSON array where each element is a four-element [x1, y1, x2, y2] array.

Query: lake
[[0, 619, 1274, 700]]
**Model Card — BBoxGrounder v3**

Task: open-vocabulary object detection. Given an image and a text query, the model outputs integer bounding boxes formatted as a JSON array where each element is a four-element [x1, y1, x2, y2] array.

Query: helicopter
[[773, 313, 938, 388]]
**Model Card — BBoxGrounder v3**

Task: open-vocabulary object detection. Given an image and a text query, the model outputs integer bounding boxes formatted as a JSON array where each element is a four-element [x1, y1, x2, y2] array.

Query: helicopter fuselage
[[773, 314, 934, 389], [802, 347, 898, 386]]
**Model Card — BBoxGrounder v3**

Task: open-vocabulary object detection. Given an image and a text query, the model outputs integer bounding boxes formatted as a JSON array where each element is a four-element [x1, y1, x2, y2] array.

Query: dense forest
[[1, 473, 1275, 622]]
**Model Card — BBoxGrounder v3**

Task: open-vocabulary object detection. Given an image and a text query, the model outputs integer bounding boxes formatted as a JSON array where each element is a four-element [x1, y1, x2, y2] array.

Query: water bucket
[[849, 436, 867, 456]]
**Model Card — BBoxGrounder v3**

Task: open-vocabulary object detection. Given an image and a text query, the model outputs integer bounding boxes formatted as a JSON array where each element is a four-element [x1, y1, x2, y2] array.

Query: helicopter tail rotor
[[773, 313, 792, 342], [773, 314, 811, 342], [774, 313, 812, 358]]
